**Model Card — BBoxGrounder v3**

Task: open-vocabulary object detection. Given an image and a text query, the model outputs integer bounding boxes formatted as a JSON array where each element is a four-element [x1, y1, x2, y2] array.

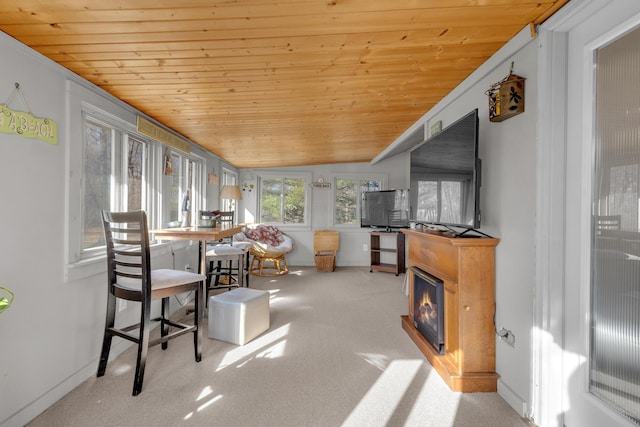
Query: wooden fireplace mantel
[[401, 229, 500, 392]]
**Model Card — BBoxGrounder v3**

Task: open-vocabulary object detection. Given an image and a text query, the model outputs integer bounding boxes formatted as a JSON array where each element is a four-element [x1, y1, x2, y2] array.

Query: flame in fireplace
[[417, 290, 438, 331]]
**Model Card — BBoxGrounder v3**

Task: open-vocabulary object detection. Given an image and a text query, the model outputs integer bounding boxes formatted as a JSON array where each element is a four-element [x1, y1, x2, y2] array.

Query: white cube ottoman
[[208, 288, 270, 345]]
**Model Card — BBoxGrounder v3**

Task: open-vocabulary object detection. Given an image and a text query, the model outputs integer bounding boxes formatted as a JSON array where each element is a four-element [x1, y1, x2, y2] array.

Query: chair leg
[[225, 259, 234, 287], [214, 260, 222, 287], [132, 300, 151, 396], [205, 260, 214, 305], [161, 297, 169, 350], [245, 253, 250, 287], [194, 285, 202, 362], [97, 293, 117, 377]]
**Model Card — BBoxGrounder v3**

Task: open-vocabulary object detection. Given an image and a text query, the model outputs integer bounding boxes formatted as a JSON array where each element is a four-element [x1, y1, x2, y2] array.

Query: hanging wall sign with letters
[[0, 104, 58, 144]]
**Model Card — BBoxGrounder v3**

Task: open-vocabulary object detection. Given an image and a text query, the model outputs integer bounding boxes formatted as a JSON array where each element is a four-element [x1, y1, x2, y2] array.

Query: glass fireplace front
[[411, 267, 445, 354]]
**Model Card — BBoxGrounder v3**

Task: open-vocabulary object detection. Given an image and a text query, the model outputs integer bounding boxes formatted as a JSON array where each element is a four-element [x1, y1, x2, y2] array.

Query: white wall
[[0, 33, 230, 427], [426, 39, 539, 417], [379, 29, 540, 416], [237, 156, 408, 267], [479, 41, 538, 415]]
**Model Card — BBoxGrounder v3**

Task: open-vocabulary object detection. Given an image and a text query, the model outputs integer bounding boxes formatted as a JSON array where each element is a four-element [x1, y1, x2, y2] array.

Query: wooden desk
[[152, 224, 245, 276]]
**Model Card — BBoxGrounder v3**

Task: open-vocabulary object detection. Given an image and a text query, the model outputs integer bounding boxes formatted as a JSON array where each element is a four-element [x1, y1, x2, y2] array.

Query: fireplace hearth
[[411, 267, 444, 354]]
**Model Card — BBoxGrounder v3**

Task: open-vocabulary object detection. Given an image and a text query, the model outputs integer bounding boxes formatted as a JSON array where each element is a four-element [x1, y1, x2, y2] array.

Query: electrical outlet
[[498, 327, 515, 347], [363, 243, 368, 252], [118, 299, 127, 312]]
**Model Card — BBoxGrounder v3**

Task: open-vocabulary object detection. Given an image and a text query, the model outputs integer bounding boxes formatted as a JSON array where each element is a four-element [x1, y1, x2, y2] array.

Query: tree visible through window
[[127, 137, 144, 212], [82, 117, 149, 252], [82, 119, 113, 250], [259, 176, 306, 224], [335, 178, 381, 225]]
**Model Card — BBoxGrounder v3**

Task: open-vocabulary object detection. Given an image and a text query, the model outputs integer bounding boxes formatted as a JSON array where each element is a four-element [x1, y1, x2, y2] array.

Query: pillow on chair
[[246, 225, 285, 247]]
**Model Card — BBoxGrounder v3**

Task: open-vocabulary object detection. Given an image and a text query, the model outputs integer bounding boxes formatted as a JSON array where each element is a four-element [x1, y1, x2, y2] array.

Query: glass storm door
[[563, 2, 640, 426]]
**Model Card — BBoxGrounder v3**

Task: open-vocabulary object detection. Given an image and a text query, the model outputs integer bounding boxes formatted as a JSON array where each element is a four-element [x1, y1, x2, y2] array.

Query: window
[[590, 26, 640, 422], [80, 113, 203, 259], [163, 150, 201, 226], [333, 175, 384, 226], [221, 168, 238, 212], [127, 137, 145, 212], [82, 116, 148, 253], [65, 81, 206, 282], [258, 172, 310, 225]]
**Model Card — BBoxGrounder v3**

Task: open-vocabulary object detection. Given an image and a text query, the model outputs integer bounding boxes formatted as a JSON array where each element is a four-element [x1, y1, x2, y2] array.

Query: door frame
[[534, 1, 640, 426]]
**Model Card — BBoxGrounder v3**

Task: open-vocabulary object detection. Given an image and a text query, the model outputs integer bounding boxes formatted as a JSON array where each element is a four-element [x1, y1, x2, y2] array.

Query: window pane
[[335, 179, 380, 225], [261, 178, 282, 223], [590, 26, 640, 423], [284, 178, 305, 224], [82, 120, 112, 250], [361, 180, 381, 193], [168, 153, 181, 223], [127, 138, 144, 212], [336, 179, 358, 225], [221, 169, 238, 212]]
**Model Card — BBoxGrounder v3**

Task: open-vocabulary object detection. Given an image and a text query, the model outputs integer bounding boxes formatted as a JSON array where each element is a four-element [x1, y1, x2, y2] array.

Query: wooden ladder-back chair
[[98, 210, 205, 396]]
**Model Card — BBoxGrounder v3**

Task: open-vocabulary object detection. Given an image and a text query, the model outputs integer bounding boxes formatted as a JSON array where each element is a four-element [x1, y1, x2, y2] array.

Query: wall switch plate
[[118, 299, 127, 312], [363, 244, 368, 252]]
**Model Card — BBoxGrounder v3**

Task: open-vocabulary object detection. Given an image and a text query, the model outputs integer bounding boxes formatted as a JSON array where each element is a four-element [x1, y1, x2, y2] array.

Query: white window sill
[[63, 241, 189, 283]]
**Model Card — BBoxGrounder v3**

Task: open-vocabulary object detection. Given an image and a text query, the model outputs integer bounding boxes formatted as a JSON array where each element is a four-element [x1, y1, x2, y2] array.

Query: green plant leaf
[[0, 287, 14, 313]]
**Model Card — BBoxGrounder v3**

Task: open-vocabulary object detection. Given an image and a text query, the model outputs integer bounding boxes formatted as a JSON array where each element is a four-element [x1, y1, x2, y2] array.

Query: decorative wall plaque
[[486, 62, 526, 122], [1, 83, 57, 144]]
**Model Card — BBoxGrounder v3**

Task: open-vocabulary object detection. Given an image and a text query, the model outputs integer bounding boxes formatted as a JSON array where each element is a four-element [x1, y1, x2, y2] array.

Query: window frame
[[64, 80, 204, 282], [256, 171, 312, 228], [161, 149, 204, 228], [221, 167, 238, 212], [331, 173, 387, 228], [79, 114, 155, 259]]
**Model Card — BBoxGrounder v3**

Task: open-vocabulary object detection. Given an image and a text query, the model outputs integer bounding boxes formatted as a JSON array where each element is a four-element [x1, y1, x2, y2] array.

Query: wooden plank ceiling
[[0, 0, 569, 168]]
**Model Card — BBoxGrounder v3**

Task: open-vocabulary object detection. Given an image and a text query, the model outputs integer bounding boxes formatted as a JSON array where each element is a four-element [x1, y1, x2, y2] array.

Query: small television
[[360, 189, 410, 230], [410, 109, 481, 231]]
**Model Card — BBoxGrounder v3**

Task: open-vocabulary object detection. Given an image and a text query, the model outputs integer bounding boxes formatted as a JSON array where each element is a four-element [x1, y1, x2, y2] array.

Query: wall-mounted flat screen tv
[[410, 109, 481, 231], [360, 189, 410, 230]]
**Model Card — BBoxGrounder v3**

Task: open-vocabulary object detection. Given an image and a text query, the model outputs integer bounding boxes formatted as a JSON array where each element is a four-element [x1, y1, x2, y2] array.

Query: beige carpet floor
[[28, 266, 528, 427]]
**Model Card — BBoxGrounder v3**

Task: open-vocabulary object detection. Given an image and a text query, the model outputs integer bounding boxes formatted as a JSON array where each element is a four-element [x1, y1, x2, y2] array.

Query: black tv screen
[[361, 189, 410, 229], [410, 109, 481, 230]]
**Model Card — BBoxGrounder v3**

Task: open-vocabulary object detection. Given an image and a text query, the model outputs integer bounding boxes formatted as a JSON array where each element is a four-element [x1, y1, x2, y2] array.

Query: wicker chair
[[240, 225, 294, 276]]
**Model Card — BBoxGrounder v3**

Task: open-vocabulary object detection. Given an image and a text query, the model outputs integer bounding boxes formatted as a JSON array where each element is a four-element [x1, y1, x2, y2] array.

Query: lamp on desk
[[220, 185, 243, 224]]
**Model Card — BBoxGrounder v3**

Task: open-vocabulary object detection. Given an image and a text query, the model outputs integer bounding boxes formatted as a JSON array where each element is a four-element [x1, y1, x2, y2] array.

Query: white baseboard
[[498, 379, 528, 418]]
